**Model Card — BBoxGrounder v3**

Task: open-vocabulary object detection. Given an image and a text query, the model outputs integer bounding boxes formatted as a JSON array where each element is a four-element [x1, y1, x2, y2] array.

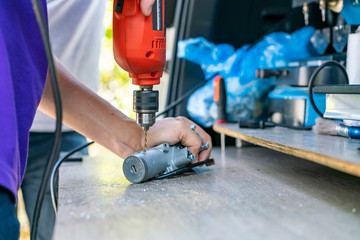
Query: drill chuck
[[113, 0, 165, 129], [133, 88, 159, 128]]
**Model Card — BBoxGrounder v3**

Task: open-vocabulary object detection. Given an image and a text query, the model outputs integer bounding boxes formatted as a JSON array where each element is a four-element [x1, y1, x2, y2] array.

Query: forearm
[[38, 60, 144, 158]]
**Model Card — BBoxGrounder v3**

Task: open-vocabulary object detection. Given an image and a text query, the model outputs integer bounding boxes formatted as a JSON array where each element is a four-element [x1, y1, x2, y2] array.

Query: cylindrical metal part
[[133, 89, 159, 128], [123, 147, 168, 183], [335, 124, 349, 137], [136, 113, 156, 128], [123, 124, 211, 184]]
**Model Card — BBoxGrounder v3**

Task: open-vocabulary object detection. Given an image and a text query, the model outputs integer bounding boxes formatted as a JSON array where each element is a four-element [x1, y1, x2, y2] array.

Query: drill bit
[[144, 127, 149, 154]]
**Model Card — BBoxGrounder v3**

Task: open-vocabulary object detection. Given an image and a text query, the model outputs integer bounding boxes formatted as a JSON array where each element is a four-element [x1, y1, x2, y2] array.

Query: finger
[[198, 133, 212, 162], [147, 117, 178, 147], [140, 0, 156, 16], [176, 117, 212, 162], [176, 117, 212, 148], [178, 124, 202, 160], [198, 148, 211, 162]]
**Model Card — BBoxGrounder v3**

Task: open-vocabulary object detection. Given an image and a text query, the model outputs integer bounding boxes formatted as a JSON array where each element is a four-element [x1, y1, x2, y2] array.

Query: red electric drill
[[113, 0, 166, 150]]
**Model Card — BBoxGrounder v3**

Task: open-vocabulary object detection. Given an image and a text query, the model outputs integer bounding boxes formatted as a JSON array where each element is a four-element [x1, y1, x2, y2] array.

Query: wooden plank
[[213, 123, 360, 177], [53, 147, 360, 240]]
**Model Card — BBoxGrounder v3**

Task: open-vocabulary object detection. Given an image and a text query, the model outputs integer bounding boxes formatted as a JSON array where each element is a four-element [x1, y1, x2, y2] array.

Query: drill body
[[113, 0, 166, 130]]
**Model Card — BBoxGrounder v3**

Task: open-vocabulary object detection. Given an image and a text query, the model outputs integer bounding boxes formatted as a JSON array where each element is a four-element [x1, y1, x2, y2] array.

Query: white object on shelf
[[346, 33, 360, 84], [324, 94, 360, 120]]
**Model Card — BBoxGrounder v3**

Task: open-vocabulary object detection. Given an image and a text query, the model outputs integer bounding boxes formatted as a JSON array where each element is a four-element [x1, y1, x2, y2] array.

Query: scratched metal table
[[53, 146, 360, 240]]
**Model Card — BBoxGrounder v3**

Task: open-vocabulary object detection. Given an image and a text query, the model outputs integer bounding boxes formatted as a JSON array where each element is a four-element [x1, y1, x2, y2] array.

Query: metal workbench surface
[[53, 146, 360, 240]]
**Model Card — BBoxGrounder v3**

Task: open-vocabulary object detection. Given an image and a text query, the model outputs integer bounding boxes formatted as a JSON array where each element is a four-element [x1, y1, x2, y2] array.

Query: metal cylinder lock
[[123, 125, 210, 183]]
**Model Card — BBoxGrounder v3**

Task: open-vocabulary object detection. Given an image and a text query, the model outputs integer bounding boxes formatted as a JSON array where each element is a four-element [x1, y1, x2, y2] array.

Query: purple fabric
[[0, 1, 48, 201]]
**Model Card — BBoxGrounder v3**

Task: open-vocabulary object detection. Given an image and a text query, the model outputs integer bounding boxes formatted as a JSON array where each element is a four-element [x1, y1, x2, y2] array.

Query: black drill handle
[[214, 76, 227, 123]]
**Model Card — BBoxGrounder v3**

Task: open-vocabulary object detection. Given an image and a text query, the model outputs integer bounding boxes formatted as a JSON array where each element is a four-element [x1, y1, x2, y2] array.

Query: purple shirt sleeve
[[0, 0, 48, 201]]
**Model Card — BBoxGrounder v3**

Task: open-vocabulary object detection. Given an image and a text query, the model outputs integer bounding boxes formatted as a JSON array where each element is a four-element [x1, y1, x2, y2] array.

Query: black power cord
[[156, 72, 219, 118], [308, 60, 349, 118], [30, 0, 62, 239], [154, 158, 215, 180], [50, 141, 94, 212]]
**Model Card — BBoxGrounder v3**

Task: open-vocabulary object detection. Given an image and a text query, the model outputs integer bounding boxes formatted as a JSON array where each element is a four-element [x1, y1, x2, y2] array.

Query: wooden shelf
[[213, 123, 360, 177]]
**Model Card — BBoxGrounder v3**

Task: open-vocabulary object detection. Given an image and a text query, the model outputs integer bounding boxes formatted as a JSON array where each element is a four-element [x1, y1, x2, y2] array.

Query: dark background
[[164, 0, 335, 145]]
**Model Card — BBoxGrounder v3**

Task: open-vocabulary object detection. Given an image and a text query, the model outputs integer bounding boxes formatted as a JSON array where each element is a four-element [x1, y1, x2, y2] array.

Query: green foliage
[[99, 0, 135, 119]]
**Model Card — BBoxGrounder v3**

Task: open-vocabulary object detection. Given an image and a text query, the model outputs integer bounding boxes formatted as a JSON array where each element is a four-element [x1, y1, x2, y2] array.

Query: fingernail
[[147, 5, 152, 16]]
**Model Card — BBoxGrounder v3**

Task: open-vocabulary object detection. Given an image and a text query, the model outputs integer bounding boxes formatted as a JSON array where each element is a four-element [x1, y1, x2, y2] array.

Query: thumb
[[140, 0, 156, 16]]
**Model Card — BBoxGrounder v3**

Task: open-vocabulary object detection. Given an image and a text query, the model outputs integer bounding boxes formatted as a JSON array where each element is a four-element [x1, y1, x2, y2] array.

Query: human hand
[[146, 117, 212, 162], [140, 0, 155, 16]]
